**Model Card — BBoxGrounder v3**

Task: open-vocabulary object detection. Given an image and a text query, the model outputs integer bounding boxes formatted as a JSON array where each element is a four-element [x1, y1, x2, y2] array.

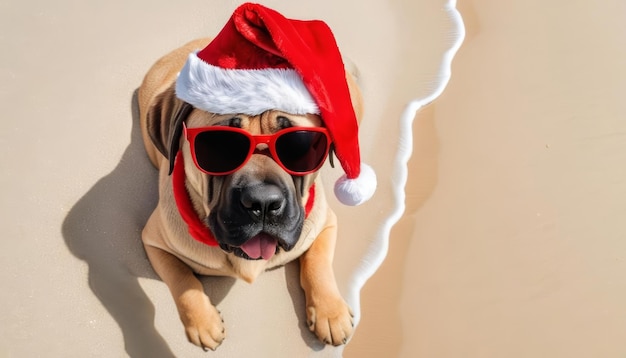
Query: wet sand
[[347, 1, 626, 357]]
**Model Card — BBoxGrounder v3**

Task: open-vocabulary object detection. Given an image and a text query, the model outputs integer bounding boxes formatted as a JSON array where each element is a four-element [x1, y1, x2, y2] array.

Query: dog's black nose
[[240, 184, 286, 220]]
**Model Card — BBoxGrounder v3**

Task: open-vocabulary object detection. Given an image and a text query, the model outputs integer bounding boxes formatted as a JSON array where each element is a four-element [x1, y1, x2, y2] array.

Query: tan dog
[[138, 37, 364, 351]]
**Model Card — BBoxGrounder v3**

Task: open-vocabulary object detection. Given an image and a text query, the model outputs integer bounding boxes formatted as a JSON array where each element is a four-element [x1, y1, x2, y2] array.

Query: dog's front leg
[[142, 212, 225, 351], [300, 209, 354, 346]]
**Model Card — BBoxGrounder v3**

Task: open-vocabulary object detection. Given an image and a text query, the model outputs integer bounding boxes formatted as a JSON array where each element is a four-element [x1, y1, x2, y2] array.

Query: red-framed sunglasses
[[183, 123, 331, 176]]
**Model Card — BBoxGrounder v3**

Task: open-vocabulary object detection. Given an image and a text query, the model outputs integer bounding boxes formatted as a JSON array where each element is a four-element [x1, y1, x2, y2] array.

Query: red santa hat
[[176, 2, 376, 205]]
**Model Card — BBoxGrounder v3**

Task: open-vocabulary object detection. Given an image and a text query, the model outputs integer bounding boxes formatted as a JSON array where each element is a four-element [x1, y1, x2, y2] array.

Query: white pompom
[[334, 163, 377, 206]]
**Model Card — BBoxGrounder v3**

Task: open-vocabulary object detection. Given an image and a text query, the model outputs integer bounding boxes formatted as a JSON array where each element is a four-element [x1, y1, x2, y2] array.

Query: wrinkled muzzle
[[207, 163, 305, 260]]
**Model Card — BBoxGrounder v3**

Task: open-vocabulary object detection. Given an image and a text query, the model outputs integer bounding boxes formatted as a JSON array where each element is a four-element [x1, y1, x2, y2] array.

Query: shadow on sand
[[62, 90, 235, 357]]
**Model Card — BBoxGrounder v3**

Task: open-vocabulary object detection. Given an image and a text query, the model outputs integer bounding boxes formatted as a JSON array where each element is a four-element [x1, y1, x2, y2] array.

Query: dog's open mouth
[[220, 233, 279, 260]]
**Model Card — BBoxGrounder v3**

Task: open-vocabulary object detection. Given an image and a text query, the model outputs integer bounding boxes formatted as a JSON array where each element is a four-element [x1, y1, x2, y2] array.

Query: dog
[[138, 35, 365, 350], [137, 3, 377, 351]]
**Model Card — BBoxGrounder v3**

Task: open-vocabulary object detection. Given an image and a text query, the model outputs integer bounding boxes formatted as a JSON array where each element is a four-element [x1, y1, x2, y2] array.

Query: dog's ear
[[145, 85, 194, 174], [345, 71, 364, 125]]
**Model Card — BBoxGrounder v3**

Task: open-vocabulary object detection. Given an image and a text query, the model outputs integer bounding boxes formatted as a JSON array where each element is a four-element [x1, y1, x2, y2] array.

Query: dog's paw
[[176, 291, 225, 351], [306, 297, 354, 346]]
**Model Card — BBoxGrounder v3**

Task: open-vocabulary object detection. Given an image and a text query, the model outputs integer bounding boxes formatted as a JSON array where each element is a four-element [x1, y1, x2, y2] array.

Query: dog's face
[[181, 109, 322, 260]]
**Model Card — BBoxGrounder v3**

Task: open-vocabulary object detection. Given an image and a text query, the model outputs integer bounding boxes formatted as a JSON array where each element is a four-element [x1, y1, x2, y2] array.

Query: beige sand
[[2, 0, 625, 357], [347, 1, 626, 357]]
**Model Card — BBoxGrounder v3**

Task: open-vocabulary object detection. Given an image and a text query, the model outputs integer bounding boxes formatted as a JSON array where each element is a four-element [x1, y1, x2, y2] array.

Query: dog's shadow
[[62, 90, 235, 357]]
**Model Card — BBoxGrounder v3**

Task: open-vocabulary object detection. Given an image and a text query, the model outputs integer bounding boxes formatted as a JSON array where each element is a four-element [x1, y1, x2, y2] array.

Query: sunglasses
[[183, 123, 331, 176]]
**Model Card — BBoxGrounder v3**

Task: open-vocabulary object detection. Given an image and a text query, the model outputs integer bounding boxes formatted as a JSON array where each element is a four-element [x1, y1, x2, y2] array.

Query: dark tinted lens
[[275, 131, 328, 172], [194, 130, 250, 173]]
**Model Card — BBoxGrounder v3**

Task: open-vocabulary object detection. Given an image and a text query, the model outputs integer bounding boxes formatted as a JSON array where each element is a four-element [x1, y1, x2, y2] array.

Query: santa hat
[[176, 2, 376, 206]]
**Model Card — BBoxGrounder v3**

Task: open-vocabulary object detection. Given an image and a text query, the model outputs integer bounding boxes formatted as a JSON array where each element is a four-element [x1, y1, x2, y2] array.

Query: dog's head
[[146, 80, 361, 260], [184, 108, 324, 260]]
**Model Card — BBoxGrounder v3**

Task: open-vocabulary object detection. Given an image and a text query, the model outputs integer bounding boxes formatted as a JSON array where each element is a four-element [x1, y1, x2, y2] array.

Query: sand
[[2, 1, 625, 357]]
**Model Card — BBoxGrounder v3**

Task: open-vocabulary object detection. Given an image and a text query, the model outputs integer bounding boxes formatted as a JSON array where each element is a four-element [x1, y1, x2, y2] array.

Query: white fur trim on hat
[[176, 52, 320, 116], [334, 163, 377, 206]]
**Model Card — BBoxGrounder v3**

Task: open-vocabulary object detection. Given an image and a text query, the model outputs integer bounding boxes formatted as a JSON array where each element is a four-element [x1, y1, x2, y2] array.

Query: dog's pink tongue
[[240, 234, 277, 260]]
